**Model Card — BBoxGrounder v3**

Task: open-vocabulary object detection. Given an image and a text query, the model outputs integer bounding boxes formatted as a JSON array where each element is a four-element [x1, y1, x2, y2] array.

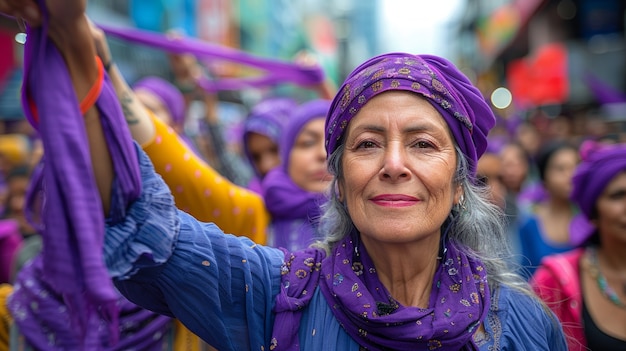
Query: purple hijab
[[569, 141, 626, 245], [261, 99, 330, 252], [242, 97, 297, 177], [10, 3, 141, 345], [325, 53, 496, 177], [133, 76, 186, 126]]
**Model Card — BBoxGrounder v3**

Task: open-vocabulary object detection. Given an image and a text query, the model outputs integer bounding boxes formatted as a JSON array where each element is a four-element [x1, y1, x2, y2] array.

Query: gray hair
[[316, 143, 532, 295]]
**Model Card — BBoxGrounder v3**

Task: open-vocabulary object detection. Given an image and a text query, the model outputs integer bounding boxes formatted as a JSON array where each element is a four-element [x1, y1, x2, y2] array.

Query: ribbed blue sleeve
[[104, 144, 285, 351]]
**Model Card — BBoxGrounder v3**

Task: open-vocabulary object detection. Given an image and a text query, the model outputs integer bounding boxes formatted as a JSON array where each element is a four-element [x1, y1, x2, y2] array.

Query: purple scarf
[[133, 76, 186, 126], [17, 5, 141, 345], [98, 24, 324, 92], [8, 257, 172, 350], [272, 233, 490, 350], [262, 100, 330, 251]]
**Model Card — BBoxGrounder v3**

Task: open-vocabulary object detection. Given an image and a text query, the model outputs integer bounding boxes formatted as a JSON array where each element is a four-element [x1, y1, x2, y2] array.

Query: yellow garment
[[142, 115, 270, 350], [0, 134, 30, 166], [142, 115, 269, 244], [0, 284, 12, 351]]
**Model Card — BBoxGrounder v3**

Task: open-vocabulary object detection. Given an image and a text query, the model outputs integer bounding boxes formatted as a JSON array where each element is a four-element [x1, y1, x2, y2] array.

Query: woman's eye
[[415, 140, 433, 148], [357, 140, 377, 149]]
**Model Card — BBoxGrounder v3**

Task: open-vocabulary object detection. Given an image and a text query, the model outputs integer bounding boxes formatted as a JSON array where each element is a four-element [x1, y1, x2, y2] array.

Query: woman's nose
[[380, 143, 410, 181]]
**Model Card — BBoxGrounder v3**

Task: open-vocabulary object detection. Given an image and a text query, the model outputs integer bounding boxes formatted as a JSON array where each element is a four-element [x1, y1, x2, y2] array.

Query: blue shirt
[[105, 145, 567, 351]]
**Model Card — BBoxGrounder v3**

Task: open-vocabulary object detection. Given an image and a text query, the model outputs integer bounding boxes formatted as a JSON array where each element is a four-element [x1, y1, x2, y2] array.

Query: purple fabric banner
[[98, 23, 325, 92]]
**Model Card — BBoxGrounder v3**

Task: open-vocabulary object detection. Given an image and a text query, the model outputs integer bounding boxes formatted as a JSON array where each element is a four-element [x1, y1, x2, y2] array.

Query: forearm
[[107, 64, 156, 145], [50, 16, 113, 213]]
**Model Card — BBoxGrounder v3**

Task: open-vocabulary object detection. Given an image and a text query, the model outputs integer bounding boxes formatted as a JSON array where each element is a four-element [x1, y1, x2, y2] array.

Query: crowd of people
[[0, 0, 624, 350]]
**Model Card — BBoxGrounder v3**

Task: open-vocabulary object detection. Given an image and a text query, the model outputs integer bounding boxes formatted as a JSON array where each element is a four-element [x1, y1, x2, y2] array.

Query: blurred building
[[457, 0, 626, 135]]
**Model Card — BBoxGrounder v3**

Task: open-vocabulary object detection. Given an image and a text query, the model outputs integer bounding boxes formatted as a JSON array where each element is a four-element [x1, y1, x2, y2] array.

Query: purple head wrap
[[280, 99, 331, 170], [569, 141, 626, 245], [133, 77, 186, 126], [325, 53, 496, 176], [261, 99, 331, 252], [242, 97, 296, 177]]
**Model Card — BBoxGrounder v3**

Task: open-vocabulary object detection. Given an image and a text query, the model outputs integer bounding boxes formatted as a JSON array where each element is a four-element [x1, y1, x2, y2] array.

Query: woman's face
[[499, 144, 528, 193], [595, 171, 626, 243], [543, 148, 578, 200], [288, 118, 332, 193], [339, 91, 461, 245], [246, 132, 280, 177]]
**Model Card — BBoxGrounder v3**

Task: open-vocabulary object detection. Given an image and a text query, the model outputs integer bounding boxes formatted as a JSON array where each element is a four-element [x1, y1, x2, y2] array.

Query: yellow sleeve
[[0, 284, 12, 351], [141, 114, 269, 245]]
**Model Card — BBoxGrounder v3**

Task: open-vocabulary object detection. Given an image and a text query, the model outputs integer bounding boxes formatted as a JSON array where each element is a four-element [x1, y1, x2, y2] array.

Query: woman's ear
[[337, 182, 344, 202], [453, 184, 463, 206]]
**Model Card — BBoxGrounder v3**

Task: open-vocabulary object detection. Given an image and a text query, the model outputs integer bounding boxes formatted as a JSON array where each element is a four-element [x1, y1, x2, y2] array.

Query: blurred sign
[[507, 43, 568, 108]]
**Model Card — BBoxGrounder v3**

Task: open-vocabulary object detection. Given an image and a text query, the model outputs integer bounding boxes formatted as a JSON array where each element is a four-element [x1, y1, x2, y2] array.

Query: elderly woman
[[2, 1, 565, 349], [531, 141, 626, 351]]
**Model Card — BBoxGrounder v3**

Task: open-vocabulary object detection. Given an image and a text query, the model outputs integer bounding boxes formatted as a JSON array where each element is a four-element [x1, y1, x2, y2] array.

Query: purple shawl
[[325, 53, 496, 177], [261, 100, 330, 252], [98, 24, 324, 92], [271, 232, 490, 350], [569, 141, 626, 245], [15, 6, 141, 345], [8, 257, 172, 350]]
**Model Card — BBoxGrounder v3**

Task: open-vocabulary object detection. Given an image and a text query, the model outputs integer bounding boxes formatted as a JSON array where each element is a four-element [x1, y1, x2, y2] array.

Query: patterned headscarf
[[325, 53, 496, 176], [133, 77, 186, 126], [569, 141, 626, 245]]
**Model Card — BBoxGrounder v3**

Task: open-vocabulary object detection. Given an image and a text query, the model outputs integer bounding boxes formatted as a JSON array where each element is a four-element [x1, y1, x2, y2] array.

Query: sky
[[379, 0, 464, 58]]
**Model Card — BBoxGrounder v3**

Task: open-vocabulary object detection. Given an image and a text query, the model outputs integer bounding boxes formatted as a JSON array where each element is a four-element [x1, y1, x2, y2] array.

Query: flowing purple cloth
[[325, 53, 496, 177], [16, 6, 141, 345], [8, 257, 173, 350], [243, 97, 296, 177], [133, 76, 186, 126], [569, 141, 626, 245], [98, 24, 325, 92], [262, 100, 330, 252], [271, 233, 490, 350]]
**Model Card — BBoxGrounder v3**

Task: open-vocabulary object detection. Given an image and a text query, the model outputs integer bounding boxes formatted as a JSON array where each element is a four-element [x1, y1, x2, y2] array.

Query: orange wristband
[[28, 56, 105, 125]]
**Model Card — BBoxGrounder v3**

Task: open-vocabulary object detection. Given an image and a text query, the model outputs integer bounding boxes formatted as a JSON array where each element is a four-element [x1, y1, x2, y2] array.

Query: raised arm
[[1, 0, 114, 213]]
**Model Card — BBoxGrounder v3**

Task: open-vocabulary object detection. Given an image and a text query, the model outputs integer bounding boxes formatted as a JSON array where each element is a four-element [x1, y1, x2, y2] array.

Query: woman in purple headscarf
[[242, 97, 296, 193], [532, 141, 626, 351], [0, 1, 566, 347], [261, 99, 331, 251]]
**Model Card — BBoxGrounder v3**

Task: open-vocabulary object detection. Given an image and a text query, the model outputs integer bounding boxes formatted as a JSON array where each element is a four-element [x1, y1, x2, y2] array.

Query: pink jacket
[[531, 248, 586, 351]]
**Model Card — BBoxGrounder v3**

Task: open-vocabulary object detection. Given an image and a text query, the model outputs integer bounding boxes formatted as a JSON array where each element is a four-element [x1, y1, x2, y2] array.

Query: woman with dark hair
[[1, 1, 566, 348], [517, 141, 579, 277], [532, 141, 626, 350]]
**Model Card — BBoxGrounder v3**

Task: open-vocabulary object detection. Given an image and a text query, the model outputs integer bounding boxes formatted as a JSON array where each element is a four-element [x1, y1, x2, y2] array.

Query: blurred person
[[261, 99, 331, 251], [517, 141, 579, 278], [531, 141, 626, 351], [242, 97, 296, 193]]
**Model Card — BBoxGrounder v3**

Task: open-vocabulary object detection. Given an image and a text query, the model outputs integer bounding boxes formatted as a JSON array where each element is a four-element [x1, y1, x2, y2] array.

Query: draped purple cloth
[[271, 232, 490, 350], [133, 76, 186, 126], [16, 6, 142, 345], [98, 23, 325, 92], [8, 257, 173, 350]]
